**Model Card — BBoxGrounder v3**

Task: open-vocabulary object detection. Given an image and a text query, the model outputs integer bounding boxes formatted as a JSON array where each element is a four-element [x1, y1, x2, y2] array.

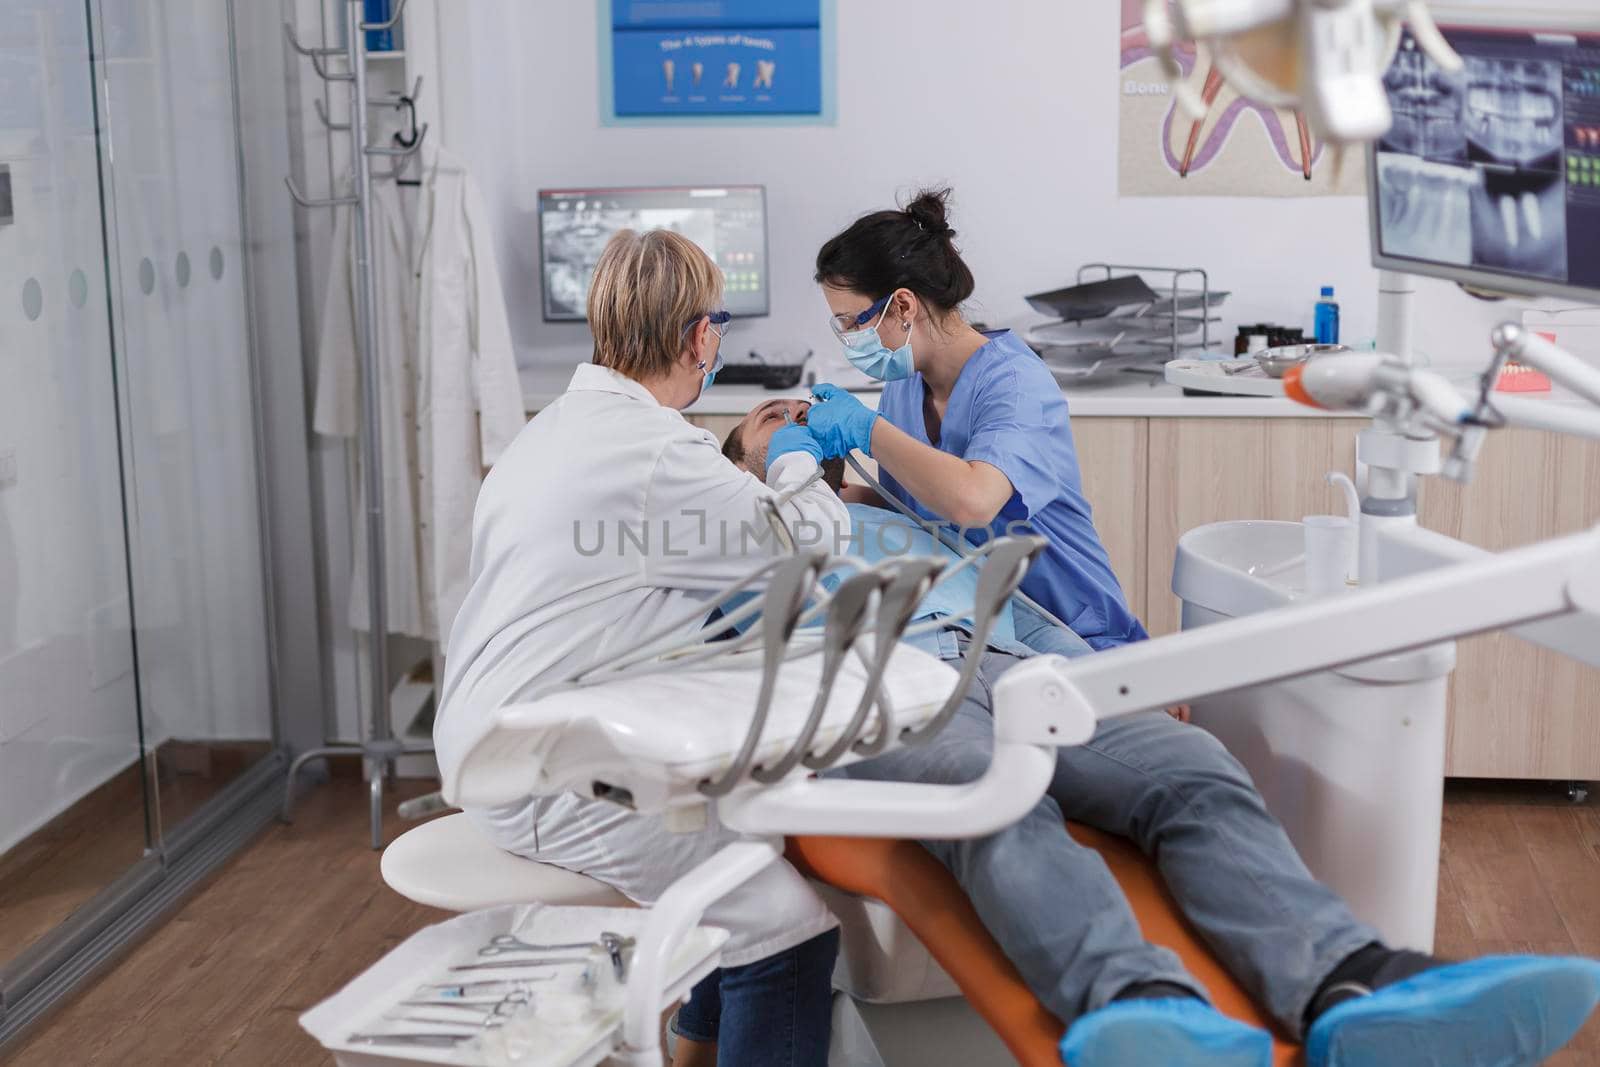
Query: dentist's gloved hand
[[767, 423, 825, 467], [806, 384, 881, 458]]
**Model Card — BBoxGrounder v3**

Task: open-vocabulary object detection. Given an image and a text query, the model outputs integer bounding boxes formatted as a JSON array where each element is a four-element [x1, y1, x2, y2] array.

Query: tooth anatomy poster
[[1117, 3, 1365, 197], [609, 0, 825, 119]]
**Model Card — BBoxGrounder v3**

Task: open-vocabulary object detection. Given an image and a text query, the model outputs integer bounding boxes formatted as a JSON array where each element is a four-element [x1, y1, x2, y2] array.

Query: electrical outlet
[[0, 449, 16, 490]]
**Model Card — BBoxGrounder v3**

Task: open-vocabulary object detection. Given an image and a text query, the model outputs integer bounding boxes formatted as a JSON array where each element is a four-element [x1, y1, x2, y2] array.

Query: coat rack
[[282, 0, 432, 849]]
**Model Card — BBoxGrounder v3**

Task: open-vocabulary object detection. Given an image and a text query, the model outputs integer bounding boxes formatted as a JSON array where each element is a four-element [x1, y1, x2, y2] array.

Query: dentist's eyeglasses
[[827, 294, 891, 342], [686, 309, 733, 339]]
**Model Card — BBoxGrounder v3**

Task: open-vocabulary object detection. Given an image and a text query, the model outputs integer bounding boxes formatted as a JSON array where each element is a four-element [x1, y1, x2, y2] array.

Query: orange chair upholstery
[[788, 823, 1298, 1067]]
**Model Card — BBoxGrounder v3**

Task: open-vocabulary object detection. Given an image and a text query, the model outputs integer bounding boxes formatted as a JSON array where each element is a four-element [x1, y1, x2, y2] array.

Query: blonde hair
[[587, 229, 723, 381]]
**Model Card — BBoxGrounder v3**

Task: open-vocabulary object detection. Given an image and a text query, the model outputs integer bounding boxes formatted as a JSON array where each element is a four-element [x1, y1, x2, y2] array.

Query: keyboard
[[714, 363, 808, 389]]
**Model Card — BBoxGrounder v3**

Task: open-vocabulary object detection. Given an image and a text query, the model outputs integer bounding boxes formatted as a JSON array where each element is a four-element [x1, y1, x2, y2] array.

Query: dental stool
[[380, 811, 630, 911], [382, 814, 1296, 1066]]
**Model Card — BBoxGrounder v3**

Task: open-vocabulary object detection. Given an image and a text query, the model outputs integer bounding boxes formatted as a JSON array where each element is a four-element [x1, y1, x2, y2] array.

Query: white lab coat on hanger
[[435, 364, 851, 966], [314, 142, 525, 647]]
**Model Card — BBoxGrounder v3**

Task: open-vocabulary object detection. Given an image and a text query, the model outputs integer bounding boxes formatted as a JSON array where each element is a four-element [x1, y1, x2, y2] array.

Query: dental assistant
[[434, 229, 846, 1067], [806, 189, 1146, 651]]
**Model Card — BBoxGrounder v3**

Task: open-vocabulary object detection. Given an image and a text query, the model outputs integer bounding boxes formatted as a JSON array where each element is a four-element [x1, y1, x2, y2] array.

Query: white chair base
[[380, 813, 1011, 1065]]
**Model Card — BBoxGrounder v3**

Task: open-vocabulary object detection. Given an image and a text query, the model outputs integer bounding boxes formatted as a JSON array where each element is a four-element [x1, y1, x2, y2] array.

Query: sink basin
[[1173, 520, 1305, 619], [1170, 518, 1455, 951]]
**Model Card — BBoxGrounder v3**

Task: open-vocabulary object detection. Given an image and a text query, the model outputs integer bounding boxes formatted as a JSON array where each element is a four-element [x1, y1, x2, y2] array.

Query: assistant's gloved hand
[[806, 383, 881, 458], [767, 423, 825, 467]]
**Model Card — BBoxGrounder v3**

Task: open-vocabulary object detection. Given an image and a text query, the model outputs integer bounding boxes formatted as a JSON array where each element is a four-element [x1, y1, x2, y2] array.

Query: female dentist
[[435, 229, 846, 1067], [805, 189, 1145, 652], [803, 191, 1600, 1067]]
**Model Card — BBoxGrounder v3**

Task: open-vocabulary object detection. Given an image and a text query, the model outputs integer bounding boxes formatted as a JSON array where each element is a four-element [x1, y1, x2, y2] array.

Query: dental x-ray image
[[539, 186, 769, 321], [1464, 56, 1563, 167], [1381, 40, 1468, 163], [540, 202, 639, 318], [1376, 35, 1570, 284]]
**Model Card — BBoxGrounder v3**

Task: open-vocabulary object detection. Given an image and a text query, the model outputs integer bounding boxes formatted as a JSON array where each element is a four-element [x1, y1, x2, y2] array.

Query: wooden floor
[[9, 778, 1600, 1065], [0, 741, 274, 964]]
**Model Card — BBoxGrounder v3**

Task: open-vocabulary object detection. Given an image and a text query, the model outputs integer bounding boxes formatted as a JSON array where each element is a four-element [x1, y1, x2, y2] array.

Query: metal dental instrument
[[424, 978, 554, 997], [449, 957, 597, 973], [700, 551, 829, 796], [348, 1032, 474, 1047], [601, 930, 632, 981], [479, 932, 633, 958], [752, 567, 887, 783], [395, 994, 530, 1026], [563, 557, 806, 685], [403, 995, 531, 1008], [395, 1013, 508, 1029]]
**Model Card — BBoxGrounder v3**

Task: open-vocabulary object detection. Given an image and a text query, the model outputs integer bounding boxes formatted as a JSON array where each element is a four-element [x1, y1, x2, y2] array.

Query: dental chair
[[382, 815, 1296, 1065], [375, 541, 1297, 1066]]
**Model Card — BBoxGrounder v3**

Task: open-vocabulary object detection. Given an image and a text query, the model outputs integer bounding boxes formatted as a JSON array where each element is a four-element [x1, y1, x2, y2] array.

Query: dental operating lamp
[[1143, 0, 1463, 145]]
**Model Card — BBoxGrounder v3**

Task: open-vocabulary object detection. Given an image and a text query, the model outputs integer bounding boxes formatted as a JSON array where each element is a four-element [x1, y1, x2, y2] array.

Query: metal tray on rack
[[1022, 264, 1229, 369]]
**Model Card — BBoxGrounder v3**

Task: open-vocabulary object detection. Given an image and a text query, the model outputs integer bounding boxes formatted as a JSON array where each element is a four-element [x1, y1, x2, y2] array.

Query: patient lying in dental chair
[[719, 399, 1600, 1067]]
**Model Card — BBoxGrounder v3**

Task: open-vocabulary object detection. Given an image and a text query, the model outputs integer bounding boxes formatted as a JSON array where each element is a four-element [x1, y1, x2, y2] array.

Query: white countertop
[[521, 364, 1354, 418], [521, 363, 1593, 420]]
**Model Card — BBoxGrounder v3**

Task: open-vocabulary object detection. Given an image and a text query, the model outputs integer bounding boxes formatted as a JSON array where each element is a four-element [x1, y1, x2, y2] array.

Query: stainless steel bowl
[[1254, 343, 1350, 379]]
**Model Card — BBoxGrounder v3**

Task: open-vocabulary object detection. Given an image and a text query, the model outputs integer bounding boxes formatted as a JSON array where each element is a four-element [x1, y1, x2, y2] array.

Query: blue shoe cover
[[1060, 998, 1272, 1067], [1306, 954, 1600, 1067]]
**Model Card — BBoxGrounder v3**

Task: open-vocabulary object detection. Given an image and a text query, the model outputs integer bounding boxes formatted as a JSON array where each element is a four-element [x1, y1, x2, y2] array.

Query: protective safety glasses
[[686, 309, 733, 339], [827, 294, 891, 342]]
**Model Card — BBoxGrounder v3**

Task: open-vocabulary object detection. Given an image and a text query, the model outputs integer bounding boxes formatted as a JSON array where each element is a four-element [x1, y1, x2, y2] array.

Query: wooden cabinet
[[1141, 418, 1361, 635], [1070, 418, 1151, 626], [1417, 429, 1600, 780], [692, 405, 1597, 781]]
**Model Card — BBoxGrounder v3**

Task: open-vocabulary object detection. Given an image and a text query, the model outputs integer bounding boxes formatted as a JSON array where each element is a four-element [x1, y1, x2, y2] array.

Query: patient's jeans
[[672, 927, 839, 1066], [837, 647, 1380, 1038]]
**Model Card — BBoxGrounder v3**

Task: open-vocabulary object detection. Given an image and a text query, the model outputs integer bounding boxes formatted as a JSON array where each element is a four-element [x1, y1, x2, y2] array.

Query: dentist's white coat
[[314, 144, 526, 646], [435, 363, 849, 966]]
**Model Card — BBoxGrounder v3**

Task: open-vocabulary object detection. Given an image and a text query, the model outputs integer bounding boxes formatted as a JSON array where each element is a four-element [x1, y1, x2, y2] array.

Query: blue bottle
[[1314, 286, 1340, 345]]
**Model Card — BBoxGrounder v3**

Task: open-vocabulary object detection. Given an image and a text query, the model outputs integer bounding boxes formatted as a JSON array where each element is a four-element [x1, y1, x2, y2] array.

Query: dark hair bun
[[904, 188, 955, 239], [815, 186, 975, 313]]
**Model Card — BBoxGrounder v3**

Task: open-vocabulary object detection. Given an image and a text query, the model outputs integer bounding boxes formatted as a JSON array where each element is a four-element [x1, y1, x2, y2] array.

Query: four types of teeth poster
[[1117, 0, 1364, 197], [609, 0, 824, 118]]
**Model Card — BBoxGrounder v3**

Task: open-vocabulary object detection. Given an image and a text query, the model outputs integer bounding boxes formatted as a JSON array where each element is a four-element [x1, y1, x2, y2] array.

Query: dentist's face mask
[[690, 310, 731, 400], [830, 292, 914, 382]]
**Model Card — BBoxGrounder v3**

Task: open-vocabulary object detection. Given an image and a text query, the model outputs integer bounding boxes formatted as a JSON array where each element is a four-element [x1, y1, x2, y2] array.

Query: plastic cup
[[1303, 515, 1355, 597]]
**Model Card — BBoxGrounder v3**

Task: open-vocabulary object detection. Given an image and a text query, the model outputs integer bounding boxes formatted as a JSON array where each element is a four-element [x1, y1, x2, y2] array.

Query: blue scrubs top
[[876, 329, 1149, 651]]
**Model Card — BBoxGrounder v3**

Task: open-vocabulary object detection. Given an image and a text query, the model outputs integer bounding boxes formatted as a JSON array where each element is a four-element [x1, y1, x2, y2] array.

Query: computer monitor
[[1369, 21, 1600, 301], [537, 185, 769, 322]]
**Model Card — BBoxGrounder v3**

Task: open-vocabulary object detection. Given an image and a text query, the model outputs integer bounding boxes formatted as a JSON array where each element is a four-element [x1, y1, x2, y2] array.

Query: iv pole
[[282, 0, 433, 848]]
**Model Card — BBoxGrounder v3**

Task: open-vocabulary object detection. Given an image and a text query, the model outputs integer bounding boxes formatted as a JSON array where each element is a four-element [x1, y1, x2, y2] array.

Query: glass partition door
[[0, 0, 153, 969], [0, 0, 278, 995], [94, 0, 275, 844]]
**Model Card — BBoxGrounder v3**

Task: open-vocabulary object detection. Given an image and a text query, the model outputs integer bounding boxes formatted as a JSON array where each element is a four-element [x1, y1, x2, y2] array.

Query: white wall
[[431, 0, 1577, 377]]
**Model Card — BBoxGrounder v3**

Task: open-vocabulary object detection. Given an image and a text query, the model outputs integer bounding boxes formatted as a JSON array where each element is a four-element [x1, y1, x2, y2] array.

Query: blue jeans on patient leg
[[837, 643, 1379, 1037], [672, 927, 839, 1067]]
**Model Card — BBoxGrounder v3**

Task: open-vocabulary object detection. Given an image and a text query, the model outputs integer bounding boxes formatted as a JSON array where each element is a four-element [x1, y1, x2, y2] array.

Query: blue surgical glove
[[805, 384, 881, 458], [767, 423, 825, 467]]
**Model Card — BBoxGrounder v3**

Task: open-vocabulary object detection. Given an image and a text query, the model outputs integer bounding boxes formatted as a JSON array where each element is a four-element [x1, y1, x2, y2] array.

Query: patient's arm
[[840, 484, 880, 505]]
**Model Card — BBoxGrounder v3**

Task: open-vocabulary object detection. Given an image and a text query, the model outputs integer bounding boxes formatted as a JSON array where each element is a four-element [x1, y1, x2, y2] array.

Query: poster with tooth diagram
[[1117, 1, 1364, 197], [608, 0, 824, 118]]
